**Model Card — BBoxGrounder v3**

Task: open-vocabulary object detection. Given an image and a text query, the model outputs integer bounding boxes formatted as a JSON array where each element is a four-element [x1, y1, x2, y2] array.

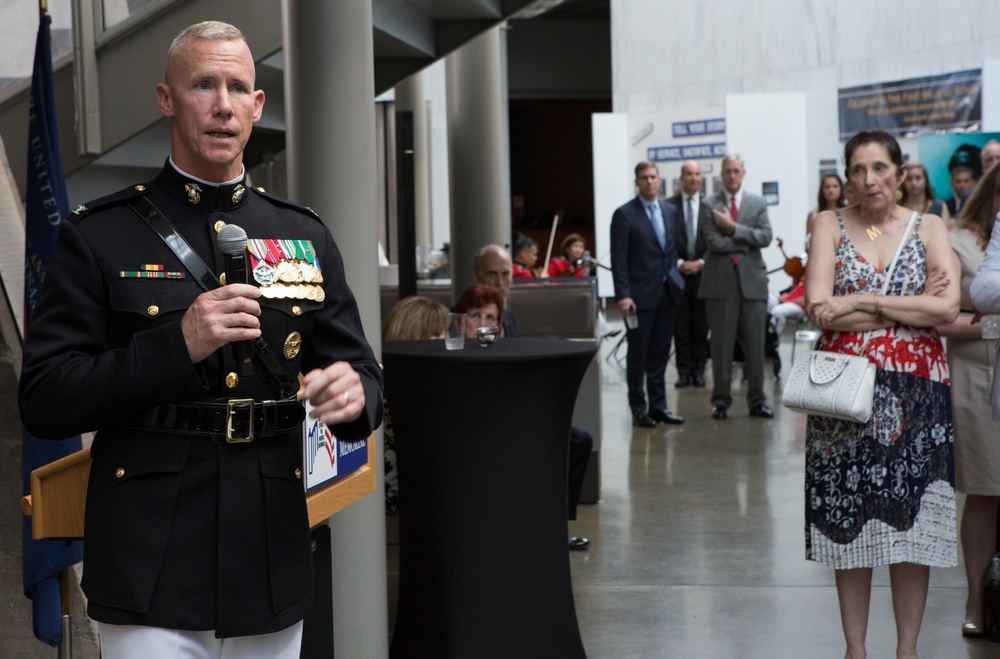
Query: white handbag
[[781, 211, 917, 424], [781, 351, 876, 423]]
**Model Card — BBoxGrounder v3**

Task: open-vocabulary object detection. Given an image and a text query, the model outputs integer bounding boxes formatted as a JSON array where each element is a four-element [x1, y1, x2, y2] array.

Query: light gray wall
[[611, 0, 1000, 114]]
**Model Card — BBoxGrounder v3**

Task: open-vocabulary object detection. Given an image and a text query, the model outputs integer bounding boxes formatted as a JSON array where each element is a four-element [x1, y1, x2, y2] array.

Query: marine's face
[[157, 38, 264, 182]]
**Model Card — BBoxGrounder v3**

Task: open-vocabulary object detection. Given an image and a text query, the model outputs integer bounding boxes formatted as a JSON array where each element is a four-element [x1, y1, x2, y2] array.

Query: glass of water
[[445, 313, 467, 350]]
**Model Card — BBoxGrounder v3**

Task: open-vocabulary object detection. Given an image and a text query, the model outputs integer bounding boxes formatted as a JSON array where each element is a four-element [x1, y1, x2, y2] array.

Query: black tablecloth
[[385, 338, 596, 659]]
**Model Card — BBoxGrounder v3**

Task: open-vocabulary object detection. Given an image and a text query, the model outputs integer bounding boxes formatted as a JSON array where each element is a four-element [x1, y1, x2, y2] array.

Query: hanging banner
[[838, 69, 981, 139]]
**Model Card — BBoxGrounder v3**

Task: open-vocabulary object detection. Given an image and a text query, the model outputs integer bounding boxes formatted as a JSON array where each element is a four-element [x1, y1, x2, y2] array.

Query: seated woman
[[382, 296, 449, 517], [455, 284, 505, 337], [547, 233, 591, 278], [512, 236, 540, 278], [383, 296, 448, 343]]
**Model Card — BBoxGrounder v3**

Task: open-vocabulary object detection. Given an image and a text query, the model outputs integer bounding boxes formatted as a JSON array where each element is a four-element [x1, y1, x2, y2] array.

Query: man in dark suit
[[667, 160, 709, 389], [611, 160, 685, 428], [945, 145, 981, 217], [18, 21, 382, 657], [699, 154, 773, 420]]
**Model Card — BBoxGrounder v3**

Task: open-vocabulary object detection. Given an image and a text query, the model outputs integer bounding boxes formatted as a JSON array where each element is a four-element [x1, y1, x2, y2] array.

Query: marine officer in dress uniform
[[18, 21, 382, 659]]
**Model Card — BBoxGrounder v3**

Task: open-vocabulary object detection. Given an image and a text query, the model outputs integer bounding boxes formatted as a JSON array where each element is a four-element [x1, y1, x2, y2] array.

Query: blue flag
[[22, 12, 84, 647]]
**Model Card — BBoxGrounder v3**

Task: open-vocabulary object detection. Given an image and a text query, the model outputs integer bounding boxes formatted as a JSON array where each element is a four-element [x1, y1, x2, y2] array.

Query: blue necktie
[[647, 201, 666, 250]]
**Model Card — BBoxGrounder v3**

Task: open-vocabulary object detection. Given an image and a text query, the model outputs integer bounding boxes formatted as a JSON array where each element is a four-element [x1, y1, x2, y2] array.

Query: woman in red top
[[547, 233, 590, 278]]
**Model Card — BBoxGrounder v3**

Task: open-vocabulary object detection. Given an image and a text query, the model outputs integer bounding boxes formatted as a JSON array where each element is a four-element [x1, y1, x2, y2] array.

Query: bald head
[[679, 160, 703, 196], [473, 244, 513, 296]]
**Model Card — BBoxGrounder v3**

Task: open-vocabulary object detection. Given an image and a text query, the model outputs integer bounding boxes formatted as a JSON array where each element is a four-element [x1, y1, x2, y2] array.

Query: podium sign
[[302, 400, 370, 491]]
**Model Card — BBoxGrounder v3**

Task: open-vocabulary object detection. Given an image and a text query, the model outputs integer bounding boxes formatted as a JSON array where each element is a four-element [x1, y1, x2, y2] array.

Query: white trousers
[[98, 621, 304, 659]]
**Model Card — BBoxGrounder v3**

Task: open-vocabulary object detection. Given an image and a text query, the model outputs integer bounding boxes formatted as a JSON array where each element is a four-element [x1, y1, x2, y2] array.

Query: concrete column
[[281, 2, 387, 657], [446, 24, 511, 298], [394, 72, 432, 252]]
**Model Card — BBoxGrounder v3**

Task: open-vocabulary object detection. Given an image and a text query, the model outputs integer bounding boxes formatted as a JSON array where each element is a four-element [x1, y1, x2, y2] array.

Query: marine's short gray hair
[[168, 21, 246, 57]]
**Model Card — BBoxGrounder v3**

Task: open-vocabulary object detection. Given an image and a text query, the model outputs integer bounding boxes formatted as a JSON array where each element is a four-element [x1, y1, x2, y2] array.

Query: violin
[[776, 238, 805, 286]]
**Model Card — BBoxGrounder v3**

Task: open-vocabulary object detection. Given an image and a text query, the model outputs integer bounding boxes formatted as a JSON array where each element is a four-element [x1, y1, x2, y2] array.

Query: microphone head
[[217, 223, 248, 255]]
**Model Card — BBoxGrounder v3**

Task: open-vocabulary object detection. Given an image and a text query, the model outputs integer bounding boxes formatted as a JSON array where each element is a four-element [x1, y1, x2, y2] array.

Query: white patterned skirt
[[804, 369, 956, 568]]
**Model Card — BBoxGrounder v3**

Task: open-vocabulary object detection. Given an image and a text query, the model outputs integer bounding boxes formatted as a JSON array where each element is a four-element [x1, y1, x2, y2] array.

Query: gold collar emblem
[[185, 182, 202, 204], [232, 185, 245, 205]]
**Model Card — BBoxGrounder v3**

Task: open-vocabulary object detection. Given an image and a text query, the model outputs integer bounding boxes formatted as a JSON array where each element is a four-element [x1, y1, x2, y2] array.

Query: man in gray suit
[[699, 154, 773, 419]]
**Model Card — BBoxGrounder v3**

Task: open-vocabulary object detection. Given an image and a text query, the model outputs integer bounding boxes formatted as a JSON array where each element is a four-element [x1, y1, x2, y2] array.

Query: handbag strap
[[858, 210, 918, 354], [878, 210, 918, 297], [127, 196, 298, 398]]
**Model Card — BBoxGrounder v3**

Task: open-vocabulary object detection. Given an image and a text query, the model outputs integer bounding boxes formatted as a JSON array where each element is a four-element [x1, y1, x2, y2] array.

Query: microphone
[[217, 223, 253, 377]]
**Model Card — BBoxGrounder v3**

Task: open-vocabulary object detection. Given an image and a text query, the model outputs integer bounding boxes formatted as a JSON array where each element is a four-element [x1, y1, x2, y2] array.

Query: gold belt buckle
[[226, 398, 255, 443]]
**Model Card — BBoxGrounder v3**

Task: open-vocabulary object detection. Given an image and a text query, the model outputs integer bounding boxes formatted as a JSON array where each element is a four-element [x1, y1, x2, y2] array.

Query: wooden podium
[[20, 435, 377, 539], [20, 435, 376, 659]]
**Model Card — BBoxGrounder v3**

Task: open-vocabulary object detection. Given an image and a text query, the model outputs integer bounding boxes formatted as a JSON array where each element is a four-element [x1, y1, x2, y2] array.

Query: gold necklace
[[866, 224, 882, 240]]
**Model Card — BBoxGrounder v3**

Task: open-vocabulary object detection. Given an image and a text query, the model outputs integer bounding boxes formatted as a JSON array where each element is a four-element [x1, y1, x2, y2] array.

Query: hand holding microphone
[[216, 223, 256, 376]]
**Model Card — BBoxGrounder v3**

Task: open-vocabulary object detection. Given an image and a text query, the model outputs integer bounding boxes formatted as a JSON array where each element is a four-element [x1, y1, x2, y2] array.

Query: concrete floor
[[563, 327, 998, 658]]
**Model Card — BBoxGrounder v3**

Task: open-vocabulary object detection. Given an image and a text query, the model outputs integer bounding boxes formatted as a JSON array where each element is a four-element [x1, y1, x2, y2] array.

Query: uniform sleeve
[[19, 219, 206, 439], [302, 230, 383, 441]]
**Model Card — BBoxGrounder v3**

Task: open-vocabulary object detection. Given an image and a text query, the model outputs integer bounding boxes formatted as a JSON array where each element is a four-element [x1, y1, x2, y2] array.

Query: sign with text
[[647, 142, 727, 162], [672, 118, 725, 138], [302, 400, 370, 491], [838, 69, 981, 139]]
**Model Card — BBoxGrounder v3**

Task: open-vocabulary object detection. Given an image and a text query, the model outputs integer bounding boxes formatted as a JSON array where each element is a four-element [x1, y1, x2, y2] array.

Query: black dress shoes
[[691, 374, 706, 387], [674, 375, 690, 388], [749, 404, 774, 418], [650, 409, 684, 424], [632, 411, 656, 428], [568, 536, 590, 551], [711, 405, 727, 420]]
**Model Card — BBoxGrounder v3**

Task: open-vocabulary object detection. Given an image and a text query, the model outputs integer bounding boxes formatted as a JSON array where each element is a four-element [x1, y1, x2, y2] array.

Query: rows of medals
[[247, 238, 326, 302]]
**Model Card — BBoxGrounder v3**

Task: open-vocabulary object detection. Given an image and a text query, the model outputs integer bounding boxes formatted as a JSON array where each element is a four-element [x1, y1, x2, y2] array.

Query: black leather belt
[[121, 398, 305, 443]]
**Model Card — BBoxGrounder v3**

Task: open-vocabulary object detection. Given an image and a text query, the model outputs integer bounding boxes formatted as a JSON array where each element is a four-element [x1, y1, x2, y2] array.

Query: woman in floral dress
[[805, 130, 960, 659]]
